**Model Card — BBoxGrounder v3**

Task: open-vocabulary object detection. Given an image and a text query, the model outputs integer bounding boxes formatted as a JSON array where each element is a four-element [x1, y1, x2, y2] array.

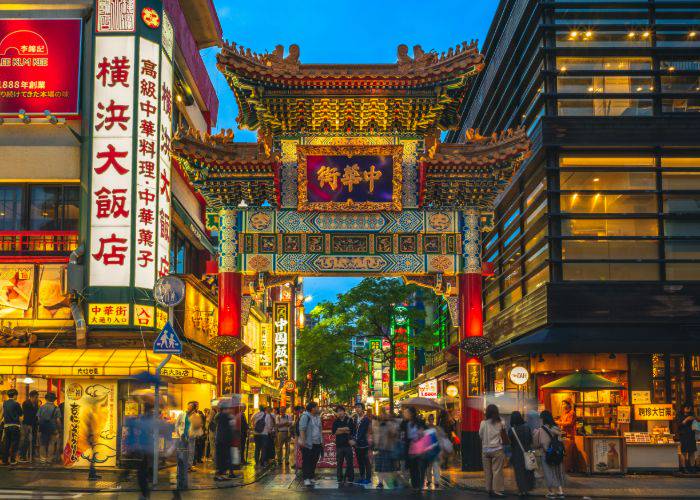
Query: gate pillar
[[217, 207, 242, 395], [459, 209, 484, 470]]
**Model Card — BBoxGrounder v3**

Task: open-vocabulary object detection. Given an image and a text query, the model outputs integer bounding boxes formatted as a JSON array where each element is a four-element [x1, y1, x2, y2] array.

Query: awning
[[2, 348, 216, 383], [485, 325, 700, 363], [246, 373, 281, 397]]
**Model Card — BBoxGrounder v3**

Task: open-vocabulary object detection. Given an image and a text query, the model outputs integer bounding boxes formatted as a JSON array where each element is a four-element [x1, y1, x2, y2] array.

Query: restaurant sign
[[62, 380, 118, 468], [0, 19, 82, 115], [297, 145, 403, 212], [273, 302, 290, 381], [634, 403, 674, 421]]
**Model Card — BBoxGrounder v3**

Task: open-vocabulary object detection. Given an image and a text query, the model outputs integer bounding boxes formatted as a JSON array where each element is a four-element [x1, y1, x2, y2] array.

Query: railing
[[0, 231, 79, 255]]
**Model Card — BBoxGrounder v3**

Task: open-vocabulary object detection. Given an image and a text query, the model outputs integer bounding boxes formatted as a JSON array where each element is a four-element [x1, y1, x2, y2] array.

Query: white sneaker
[[304, 479, 312, 487]]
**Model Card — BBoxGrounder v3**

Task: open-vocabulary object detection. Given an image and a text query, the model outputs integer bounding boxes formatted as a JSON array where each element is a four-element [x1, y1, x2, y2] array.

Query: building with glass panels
[[451, 0, 700, 452]]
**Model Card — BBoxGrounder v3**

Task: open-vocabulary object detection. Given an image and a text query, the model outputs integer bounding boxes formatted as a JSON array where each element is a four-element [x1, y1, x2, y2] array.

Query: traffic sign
[[153, 321, 182, 354], [154, 275, 185, 307]]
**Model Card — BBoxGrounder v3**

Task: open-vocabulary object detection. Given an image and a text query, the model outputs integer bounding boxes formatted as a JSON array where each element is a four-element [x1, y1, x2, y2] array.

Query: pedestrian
[[196, 407, 207, 464], [1, 389, 22, 465], [353, 402, 372, 485], [678, 402, 697, 473], [177, 401, 202, 471], [266, 406, 276, 464], [275, 407, 292, 467], [214, 400, 234, 481], [251, 405, 273, 466], [533, 410, 565, 499], [403, 406, 427, 491], [37, 392, 61, 465], [124, 403, 155, 498], [373, 408, 400, 489], [556, 400, 577, 473], [298, 401, 322, 488], [437, 409, 455, 467], [19, 390, 38, 463], [426, 413, 450, 489], [479, 404, 507, 497], [290, 405, 303, 469], [240, 408, 249, 465], [332, 405, 356, 487], [508, 410, 535, 497], [206, 407, 218, 463]]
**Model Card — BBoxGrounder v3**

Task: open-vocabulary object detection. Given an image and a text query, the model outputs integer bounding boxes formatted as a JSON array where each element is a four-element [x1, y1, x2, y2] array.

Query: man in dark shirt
[[19, 390, 38, 462], [332, 405, 356, 486], [353, 403, 372, 484], [2, 389, 23, 465]]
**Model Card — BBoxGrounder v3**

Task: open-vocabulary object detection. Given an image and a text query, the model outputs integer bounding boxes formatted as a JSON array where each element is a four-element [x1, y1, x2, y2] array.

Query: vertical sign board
[[88, 0, 173, 316], [273, 302, 291, 381]]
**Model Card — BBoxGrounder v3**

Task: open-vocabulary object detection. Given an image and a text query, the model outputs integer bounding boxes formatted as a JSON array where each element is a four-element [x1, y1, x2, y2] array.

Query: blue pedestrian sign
[[153, 322, 182, 354]]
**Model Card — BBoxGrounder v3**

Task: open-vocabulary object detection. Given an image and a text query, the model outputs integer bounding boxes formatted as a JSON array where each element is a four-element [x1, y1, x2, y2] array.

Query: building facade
[[450, 0, 700, 462]]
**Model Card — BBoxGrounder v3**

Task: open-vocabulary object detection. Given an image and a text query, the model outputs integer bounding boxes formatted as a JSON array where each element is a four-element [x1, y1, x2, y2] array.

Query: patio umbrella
[[540, 370, 624, 391], [398, 397, 442, 411]]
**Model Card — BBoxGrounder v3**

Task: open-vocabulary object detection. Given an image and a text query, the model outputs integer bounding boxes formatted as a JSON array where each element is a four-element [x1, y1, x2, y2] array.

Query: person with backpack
[[251, 405, 272, 467], [1, 389, 22, 465], [533, 410, 565, 499], [479, 404, 507, 497], [37, 392, 61, 465]]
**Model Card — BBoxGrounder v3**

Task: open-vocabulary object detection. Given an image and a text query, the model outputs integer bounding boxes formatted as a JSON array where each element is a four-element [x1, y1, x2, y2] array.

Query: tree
[[336, 277, 437, 415], [295, 301, 365, 404]]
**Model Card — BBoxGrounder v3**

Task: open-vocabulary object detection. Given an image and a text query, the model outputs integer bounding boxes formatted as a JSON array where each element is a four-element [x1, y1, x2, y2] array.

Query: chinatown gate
[[173, 41, 529, 470]]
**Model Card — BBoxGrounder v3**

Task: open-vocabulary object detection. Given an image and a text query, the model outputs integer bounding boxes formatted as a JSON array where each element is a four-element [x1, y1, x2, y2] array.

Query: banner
[[0, 19, 82, 115], [63, 380, 118, 468]]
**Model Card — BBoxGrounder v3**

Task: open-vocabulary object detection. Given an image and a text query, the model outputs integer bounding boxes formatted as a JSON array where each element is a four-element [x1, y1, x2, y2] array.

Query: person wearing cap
[[1, 388, 22, 465], [19, 390, 39, 463], [37, 392, 61, 464]]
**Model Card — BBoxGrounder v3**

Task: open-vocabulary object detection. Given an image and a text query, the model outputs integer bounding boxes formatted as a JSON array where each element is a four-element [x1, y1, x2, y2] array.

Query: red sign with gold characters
[[0, 19, 82, 115]]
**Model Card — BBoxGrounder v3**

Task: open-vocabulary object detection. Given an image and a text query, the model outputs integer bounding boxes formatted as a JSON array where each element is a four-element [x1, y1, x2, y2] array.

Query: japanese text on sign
[[273, 302, 290, 381], [88, 303, 130, 325]]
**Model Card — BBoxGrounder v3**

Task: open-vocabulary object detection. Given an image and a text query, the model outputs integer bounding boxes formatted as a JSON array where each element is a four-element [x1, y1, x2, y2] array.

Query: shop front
[[0, 348, 216, 468]]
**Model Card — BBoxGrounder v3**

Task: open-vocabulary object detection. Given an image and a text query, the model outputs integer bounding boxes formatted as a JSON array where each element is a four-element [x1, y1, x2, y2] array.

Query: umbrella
[[398, 397, 442, 411], [540, 370, 624, 390]]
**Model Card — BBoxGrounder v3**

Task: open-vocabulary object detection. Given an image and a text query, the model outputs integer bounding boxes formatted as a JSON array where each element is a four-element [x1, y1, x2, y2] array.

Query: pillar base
[[460, 430, 482, 471]]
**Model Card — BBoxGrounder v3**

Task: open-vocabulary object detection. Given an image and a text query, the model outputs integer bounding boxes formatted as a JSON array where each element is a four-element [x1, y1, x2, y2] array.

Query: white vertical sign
[[133, 38, 160, 288], [89, 36, 135, 287], [156, 29, 173, 278]]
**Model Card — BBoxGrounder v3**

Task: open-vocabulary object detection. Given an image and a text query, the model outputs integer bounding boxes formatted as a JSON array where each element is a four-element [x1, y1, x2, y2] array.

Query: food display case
[[624, 430, 679, 471]]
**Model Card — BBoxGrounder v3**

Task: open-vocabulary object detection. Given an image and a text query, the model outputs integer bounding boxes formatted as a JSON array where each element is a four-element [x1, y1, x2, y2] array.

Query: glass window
[[503, 227, 521, 249], [562, 218, 658, 236], [661, 157, 700, 168], [560, 156, 655, 168], [503, 263, 522, 290], [561, 171, 655, 190], [660, 59, 700, 71], [661, 75, 700, 92], [0, 186, 23, 231], [665, 240, 700, 259], [525, 200, 547, 230], [662, 98, 700, 113], [485, 300, 500, 321], [503, 286, 523, 308], [62, 186, 80, 231], [525, 266, 549, 293], [557, 56, 652, 71], [525, 226, 548, 252], [486, 249, 499, 263], [666, 263, 700, 280], [485, 233, 498, 251], [557, 76, 654, 93], [558, 99, 653, 116], [525, 180, 545, 207], [560, 193, 657, 213], [663, 194, 700, 213], [556, 30, 652, 47], [504, 209, 521, 230], [562, 239, 658, 259], [485, 282, 500, 305], [665, 220, 700, 237], [525, 244, 548, 273], [563, 262, 659, 280], [29, 186, 60, 231]]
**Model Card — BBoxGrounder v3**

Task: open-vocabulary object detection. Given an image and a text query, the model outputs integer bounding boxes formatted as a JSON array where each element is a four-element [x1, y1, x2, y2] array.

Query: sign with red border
[[0, 19, 82, 115]]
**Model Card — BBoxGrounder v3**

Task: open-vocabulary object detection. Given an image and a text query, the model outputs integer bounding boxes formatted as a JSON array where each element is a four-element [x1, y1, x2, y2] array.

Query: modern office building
[[449, 0, 700, 444]]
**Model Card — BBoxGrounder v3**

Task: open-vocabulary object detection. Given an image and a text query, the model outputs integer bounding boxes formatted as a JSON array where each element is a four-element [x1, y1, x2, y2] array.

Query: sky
[[202, 0, 500, 308]]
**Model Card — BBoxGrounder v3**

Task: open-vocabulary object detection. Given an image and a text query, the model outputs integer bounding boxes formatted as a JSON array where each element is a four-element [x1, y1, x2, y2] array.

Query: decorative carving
[[241, 296, 253, 326], [218, 208, 238, 272], [461, 210, 481, 273]]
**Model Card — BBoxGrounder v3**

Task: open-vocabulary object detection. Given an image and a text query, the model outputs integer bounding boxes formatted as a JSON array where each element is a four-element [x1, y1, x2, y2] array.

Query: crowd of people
[[0, 389, 64, 466]]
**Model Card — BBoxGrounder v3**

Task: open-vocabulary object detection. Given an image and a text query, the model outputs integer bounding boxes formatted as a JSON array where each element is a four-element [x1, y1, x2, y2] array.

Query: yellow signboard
[[634, 404, 674, 421], [133, 305, 155, 328], [88, 304, 130, 326], [631, 390, 651, 405], [62, 380, 118, 468], [618, 405, 631, 424], [156, 308, 168, 330]]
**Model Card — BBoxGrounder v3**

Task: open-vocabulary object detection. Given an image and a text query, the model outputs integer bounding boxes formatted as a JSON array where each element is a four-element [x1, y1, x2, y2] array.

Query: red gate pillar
[[217, 207, 242, 395], [459, 210, 484, 470]]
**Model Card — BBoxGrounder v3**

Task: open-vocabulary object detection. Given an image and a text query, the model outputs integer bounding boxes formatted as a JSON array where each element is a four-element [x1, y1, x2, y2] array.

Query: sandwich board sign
[[153, 321, 182, 354]]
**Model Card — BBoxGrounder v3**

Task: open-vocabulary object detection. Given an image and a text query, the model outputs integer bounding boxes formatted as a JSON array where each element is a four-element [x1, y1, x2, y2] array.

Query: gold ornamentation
[[297, 145, 403, 212]]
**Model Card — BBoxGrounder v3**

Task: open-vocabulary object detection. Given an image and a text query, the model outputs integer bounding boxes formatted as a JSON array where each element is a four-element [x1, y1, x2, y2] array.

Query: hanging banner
[[62, 380, 118, 468], [273, 302, 290, 381], [0, 19, 83, 115], [418, 379, 438, 399]]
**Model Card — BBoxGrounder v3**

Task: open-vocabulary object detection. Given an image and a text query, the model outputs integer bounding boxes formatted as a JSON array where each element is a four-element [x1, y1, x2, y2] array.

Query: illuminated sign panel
[[0, 19, 82, 115], [273, 302, 290, 381]]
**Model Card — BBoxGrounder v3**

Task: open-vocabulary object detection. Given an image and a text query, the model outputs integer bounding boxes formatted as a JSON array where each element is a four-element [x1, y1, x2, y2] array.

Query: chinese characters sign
[[273, 302, 290, 381], [297, 145, 403, 212], [392, 307, 411, 383], [88, 7, 173, 294], [634, 404, 674, 421], [0, 19, 82, 115], [96, 0, 136, 33], [88, 303, 130, 325], [467, 363, 482, 397]]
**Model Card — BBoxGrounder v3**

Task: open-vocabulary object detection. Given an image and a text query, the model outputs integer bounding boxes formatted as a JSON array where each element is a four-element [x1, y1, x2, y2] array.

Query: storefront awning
[[3, 348, 216, 383], [246, 373, 281, 397]]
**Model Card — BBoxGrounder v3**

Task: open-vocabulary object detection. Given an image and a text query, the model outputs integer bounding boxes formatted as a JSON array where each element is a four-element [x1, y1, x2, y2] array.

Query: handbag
[[511, 427, 538, 471]]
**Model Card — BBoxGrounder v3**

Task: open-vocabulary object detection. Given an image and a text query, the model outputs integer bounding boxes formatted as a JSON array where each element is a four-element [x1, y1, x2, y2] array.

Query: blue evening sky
[[202, 0, 499, 308]]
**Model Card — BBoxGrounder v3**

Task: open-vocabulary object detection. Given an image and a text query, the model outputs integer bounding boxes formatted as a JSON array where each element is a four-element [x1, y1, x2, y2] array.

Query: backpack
[[542, 426, 565, 466], [38, 405, 58, 433], [254, 413, 266, 434]]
